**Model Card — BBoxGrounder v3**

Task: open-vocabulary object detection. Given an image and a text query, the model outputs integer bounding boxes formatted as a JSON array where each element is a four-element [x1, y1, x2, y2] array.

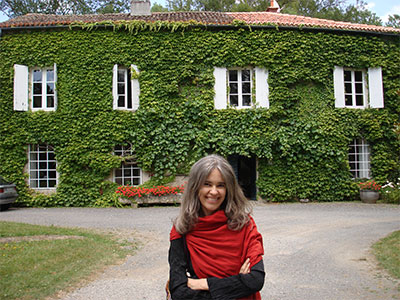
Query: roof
[[0, 11, 399, 34]]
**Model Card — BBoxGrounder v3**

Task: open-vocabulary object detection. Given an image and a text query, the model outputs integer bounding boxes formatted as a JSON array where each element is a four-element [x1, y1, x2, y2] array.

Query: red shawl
[[170, 210, 264, 300]]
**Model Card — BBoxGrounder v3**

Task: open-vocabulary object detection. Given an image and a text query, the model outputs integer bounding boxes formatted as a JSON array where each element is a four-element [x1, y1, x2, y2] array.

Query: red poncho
[[170, 210, 264, 300]]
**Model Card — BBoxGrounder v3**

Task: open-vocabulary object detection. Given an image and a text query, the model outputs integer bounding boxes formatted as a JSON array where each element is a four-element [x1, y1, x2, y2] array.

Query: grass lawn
[[0, 221, 135, 300], [372, 230, 400, 280]]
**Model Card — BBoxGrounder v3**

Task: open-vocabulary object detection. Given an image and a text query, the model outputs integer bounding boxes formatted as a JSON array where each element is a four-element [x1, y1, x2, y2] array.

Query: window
[[213, 67, 269, 109], [348, 139, 370, 178], [344, 69, 367, 108], [228, 69, 253, 108], [112, 65, 140, 110], [32, 68, 56, 110], [114, 145, 142, 186], [13, 64, 57, 111], [29, 144, 57, 188], [334, 66, 384, 109]]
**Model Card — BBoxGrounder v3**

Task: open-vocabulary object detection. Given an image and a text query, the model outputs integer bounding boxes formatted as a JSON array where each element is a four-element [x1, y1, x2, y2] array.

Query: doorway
[[228, 155, 257, 200]]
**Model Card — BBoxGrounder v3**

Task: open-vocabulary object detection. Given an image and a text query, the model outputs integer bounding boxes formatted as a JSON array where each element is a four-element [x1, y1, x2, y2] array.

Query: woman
[[168, 154, 265, 299]]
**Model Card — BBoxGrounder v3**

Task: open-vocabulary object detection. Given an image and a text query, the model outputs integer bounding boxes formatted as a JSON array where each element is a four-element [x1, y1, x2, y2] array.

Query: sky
[[0, 0, 398, 24]]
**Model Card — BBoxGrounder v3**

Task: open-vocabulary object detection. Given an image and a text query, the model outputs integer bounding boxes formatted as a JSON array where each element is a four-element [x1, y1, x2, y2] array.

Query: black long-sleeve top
[[168, 237, 265, 300]]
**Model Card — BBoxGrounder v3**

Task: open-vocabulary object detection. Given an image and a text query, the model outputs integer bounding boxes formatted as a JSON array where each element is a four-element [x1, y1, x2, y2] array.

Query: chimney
[[130, 0, 151, 16], [266, 0, 280, 13]]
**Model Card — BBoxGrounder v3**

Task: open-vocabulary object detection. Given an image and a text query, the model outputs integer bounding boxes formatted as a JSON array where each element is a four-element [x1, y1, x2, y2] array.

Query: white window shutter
[[131, 64, 140, 110], [53, 63, 58, 109], [213, 67, 227, 109], [255, 67, 269, 108], [333, 66, 345, 108], [112, 64, 118, 110], [13, 64, 29, 111], [368, 67, 384, 108]]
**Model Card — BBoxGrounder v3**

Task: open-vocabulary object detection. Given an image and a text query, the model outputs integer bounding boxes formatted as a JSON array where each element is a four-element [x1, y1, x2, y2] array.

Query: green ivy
[[0, 23, 399, 205]]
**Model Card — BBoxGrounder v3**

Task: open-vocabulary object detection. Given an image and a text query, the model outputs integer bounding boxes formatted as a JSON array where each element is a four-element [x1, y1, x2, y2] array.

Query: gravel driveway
[[1, 202, 399, 300]]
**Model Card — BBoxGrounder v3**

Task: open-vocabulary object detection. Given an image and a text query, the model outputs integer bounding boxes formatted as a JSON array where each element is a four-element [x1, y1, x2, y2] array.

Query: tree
[[386, 14, 400, 28], [0, 0, 130, 18], [151, 3, 169, 12]]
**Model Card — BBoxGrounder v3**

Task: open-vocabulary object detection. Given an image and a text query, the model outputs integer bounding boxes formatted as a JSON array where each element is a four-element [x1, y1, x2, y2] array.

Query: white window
[[348, 138, 370, 178], [112, 65, 140, 110], [114, 145, 142, 186], [334, 66, 384, 109], [13, 64, 57, 111], [213, 67, 269, 109], [228, 69, 253, 108], [29, 144, 57, 188]]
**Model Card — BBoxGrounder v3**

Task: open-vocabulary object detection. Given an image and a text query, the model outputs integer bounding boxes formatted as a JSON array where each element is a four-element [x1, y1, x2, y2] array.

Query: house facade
[[0, 4, 399, 205]]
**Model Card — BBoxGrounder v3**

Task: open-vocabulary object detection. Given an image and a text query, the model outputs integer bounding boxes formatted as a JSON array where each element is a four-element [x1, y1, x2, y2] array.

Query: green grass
[[372, 230, 400, 280], [0, 221, 135, 300]]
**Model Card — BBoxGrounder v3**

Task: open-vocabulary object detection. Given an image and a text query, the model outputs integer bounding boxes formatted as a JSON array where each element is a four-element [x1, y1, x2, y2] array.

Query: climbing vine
[[0, 22, 398, 205]]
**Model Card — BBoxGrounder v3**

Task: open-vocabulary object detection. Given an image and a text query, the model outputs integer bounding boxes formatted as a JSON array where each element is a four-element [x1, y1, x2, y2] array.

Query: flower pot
[[360, 190, 379, 204]]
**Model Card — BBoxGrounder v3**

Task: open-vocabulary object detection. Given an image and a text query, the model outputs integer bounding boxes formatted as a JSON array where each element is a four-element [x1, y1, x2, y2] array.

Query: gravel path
[[1, 202, 399, 300]]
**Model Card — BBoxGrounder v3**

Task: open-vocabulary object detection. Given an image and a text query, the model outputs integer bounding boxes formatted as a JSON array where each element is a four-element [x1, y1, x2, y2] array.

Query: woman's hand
[[239, 258, 251, 274], [187, 278, 209, 290]]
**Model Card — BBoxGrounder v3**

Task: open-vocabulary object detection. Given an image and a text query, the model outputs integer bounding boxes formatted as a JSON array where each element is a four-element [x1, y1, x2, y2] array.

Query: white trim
[[112, 64, 118, 110], [131, 64, 140, 110], [13, 64, 29, 111], [333, 66, 345, 108], [368, 67, 384, 108], [255, 67, 269, 108], [213, 67, 227, 109]]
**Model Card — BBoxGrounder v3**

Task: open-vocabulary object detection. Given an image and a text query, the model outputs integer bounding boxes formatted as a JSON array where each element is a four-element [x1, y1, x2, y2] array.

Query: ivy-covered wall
[[0, 23, 399, 205]]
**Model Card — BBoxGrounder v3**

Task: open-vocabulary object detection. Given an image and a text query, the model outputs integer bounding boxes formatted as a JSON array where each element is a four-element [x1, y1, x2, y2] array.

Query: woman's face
[[198, 168, 227, 216]]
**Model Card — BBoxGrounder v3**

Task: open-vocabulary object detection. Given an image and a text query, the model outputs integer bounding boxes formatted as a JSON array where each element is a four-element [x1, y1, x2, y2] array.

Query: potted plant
[[358, 180, 382, 203]]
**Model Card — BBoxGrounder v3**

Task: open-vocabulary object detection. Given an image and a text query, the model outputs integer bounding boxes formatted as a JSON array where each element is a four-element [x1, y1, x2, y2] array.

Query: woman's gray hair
[[174, 154, 252, 234]]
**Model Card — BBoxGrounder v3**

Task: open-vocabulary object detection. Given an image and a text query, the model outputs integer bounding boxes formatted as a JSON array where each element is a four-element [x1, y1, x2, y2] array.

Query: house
[[0, 1, 399, 205]]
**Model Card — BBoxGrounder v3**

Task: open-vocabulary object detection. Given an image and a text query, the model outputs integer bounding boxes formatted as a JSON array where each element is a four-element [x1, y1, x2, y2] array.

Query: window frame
[[30, 66, 57, 111], [348, 138, 371, 179], [227, 68, 254, 109], [28, 144, 58, 189], [113, 145, 142, 186], [343, 68, 368, 109]]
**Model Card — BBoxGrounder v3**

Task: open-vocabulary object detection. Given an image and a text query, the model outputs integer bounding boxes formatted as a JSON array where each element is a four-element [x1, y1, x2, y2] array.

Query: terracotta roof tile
[[0, 11, 399, 34]]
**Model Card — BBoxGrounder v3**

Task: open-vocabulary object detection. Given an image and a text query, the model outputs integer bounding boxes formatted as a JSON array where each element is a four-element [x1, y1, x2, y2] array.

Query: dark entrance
[[228, 155, 257, 200]]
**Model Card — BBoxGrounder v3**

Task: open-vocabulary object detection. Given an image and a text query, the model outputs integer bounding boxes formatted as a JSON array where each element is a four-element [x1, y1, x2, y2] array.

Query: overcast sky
[[0, 0, 398, 23]]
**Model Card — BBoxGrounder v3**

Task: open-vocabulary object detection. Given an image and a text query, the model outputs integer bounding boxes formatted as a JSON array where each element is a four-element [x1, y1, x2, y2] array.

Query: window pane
[[229, 70, 238, 81], [115, 169, 122, 177], [354, 71, 362, 82], [115, 178, 122, 185], [230, 95, 238, 106], [33, 96, 42, 108], [48, 171, 56, 179], [47, 69, 54, 82], [118, 96, 125, 107], [30, 171, 38, 179], [33, 70, 42, 82], [133, 169, 140, 176], [355, 83, 363, 94], [344, 70, 351, 81], [356, 95, 363, 106], [48, 180, 56, 187], [345, 95, 353, 106], [39, 152, 46, 160], [118, 70, 125, 82], [242, 70, 251, 81], [47, 96, 55, 108], [39, 180, 48, 188], [132, 178, 140, 185], [30, 180, 38, 188], [34, 83, 42, 94], [229, 83, 238, 94], [345, 83, 352, 94], [39, 170, 47, 179], [124, 168, 131, 177], [48, 162, 56, 170], [242, 82, 250, 94], [30, 161, 38, 170], [30, 152, 38, 160], [118, 83, 125, 94], [47, 83, 54, 94], [242, 95, 251, 106], [39, 161, 47, 169], [48, 152, 55, 161]]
